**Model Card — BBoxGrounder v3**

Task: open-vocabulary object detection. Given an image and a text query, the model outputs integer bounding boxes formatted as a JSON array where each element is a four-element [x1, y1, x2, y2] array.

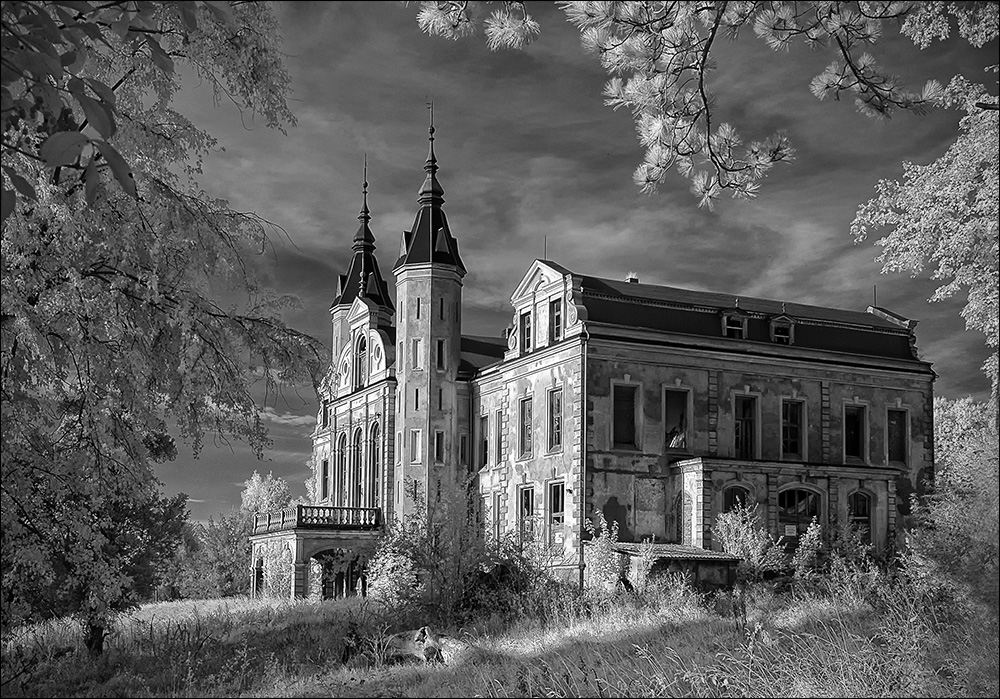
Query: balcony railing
[[252, 505, 382, 535]]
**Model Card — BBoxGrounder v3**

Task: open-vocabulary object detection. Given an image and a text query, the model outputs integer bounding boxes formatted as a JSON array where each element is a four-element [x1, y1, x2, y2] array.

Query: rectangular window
[[439, 298, 444, 320], [436, 339, 446, 370], [520, 311, 532, 353], [772, 323, 792, 345], [321, 399, 330, 428], [395, 431, 401, 463], [782, 400, 804, 459], [434, 430, 445, 462], [479, 414, 489, 468], [438, 387, 442, 410], [844, 405, 866, 460], [492, 491, 502, 542], [548, 388, 563, 451], [519, 485, 535, 542], [519, 396, 533, 458], [409, 429, 421, 462], [549, 298, 563, 343], [416, 297, 421, 319], [548, 481, 565, 545], [321, 459, 329, 501], [887, 409, 907, 464], [414, 388, 419, 410], [664, 388, 689, 450], [411, 338, 422, 369], [495, 409, 503, 464], [724, 315, 745, 340], [459, 433, 468, 466], [735, 395, 757, 459], [613, 384, 638, 449]]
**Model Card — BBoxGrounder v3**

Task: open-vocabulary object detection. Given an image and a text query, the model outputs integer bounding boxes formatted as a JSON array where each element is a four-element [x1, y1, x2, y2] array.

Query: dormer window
[[770, 316, 795, 345], [723, 314, 746, 340]]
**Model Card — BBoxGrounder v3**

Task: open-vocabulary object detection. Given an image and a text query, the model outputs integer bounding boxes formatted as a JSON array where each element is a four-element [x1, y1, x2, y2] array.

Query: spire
[[353, 155, 375, 251], [418, 101, 444, 204]]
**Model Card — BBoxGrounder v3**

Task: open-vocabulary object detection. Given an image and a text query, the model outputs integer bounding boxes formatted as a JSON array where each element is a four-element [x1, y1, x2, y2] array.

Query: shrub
[[712, 501, 786, 584], [791, 517, 823, 582], [583, 511, 625, 593]]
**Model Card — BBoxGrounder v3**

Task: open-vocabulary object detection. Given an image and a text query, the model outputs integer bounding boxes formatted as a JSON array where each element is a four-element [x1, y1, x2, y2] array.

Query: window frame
[[843, 403, 868, 463], [548, 297, 563, 344], [321, 399, 330, 429], [722, 484, 751, 513], [321, 458, 330, 501], [886, 407, 908, 466], [611, 381, 640, 450], [495, 409, 504, 465], [434, 430, 445, 463], [722, 313, 747, 340], [663, 386, 692, 452], [411, 338, 422, 370], [770, 319, 794, 345], [435, 338, 446, 371], [781, 398, 806, 460], [518, 484, 535, 542], [518, 395, 533, 459], [547, 480, 566, 546], [520, 311, 532, 353], [733, 393, 760, 460], [492, 490, 503, 542], [409, 428, 422, 463], [848, 490, 873, 544], [479, 414, 489, 469], [777, 487, 822, 542], [547, 387, 563, 452]]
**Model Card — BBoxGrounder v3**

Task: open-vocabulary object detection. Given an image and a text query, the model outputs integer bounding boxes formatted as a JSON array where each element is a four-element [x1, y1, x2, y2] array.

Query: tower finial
[[358, 153, 370, 224], [425, 100, 437, 176]]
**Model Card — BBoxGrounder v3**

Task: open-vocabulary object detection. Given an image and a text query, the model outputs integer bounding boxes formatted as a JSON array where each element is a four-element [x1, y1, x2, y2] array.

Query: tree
[[413, 2, 996, 206], [1, 1, 323, 649], [853, 76, 999, 398]]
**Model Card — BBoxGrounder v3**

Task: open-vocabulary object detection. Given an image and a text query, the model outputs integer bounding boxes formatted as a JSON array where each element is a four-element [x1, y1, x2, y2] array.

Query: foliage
[[908, 396, 1000, 613], [583, 509, 624, 592], [853, 75, 1000, 395], [712, 501, 786, 584], [790, 517, 823, 581], [413, 1, 996, 206], [1, 0, 323, 649], [240, 470, 293, 516]]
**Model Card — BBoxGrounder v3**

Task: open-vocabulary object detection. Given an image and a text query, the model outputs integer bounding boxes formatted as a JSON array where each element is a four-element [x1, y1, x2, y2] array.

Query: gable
[[510, 259, 571, 305]]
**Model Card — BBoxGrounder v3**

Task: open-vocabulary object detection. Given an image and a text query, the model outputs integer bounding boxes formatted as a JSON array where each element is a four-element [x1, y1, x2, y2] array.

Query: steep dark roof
[[392, 122, 466, 274], [458, 334, 507, 376], [330, 170, 394, 312], [577, 274, 920, 361]]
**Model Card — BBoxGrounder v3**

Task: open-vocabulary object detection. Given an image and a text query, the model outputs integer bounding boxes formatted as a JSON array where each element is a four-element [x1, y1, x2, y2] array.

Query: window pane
[[887, 410, 907, 463], [782, 401, 802, 458], [849, 492, 872, 544], [613, 385, 637, 447], [480, 415, 488, 468], [519, 398, 532, 457], [549, 299, 562, 342], [845, 406, 865, 459], [520, 312, 532, 352], [735, 396, 756, 459], [665, 389, 687, 449], [549, 389, 562, 450], [495, 410, 503, 464], [723, 486, 749, 512], [519, 487, 534, 540]]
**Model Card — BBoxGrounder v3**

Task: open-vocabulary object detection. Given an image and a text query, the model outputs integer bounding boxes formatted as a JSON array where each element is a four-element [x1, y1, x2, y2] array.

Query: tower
[[393, 109, 467, 519]]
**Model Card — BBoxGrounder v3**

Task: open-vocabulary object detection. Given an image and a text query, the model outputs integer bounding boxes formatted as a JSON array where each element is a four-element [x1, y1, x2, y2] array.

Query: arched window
[[336, 433, 347, 506], [777, 488, 820, 542], [352, 428, 364, 507], [368, 423, 380, 509], [723, 485, 751, 512], [354, 336, 368, 389], [848, 491, 872, 544]]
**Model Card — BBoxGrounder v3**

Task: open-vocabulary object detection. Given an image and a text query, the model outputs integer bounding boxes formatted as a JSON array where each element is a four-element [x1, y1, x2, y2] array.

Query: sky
[[157, 2, 998, 523]]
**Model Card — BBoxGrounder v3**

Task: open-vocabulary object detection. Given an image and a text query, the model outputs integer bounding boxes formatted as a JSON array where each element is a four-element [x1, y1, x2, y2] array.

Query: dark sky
[[158, 2, 997, 522]]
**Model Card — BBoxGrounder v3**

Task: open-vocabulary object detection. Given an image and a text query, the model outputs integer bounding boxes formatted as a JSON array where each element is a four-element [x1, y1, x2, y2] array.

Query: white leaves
[[484, 6, 540, 51]]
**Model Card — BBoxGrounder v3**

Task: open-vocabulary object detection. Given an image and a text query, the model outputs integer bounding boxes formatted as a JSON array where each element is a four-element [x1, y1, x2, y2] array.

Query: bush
[[712, 501, 786, 584], [583, 510, 625, 593]]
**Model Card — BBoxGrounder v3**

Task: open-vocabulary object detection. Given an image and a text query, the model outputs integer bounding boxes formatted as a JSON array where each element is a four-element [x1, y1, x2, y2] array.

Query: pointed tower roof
[[331, 158, 394, 312], [393, 105, 467, 275]]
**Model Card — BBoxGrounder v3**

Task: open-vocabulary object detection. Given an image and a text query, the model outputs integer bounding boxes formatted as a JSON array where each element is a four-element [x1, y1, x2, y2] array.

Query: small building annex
[[249, 124, 935, 598]]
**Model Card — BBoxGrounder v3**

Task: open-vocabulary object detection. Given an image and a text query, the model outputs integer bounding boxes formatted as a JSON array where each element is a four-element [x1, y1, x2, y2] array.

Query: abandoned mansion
[[249, 125, 935, 598]]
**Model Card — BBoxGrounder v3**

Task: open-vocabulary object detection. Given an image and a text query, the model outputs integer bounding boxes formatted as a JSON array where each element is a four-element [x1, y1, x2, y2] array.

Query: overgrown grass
[[2, 572, 997, 698]]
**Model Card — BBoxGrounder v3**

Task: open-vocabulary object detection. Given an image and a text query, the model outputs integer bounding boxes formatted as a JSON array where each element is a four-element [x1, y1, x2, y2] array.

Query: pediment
[[348, 296, 377, 324], [510, 259, 571, 304]]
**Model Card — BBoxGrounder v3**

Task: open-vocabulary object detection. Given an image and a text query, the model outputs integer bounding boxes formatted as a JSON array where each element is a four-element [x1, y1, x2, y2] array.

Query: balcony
[[252, 505, 382, 535]]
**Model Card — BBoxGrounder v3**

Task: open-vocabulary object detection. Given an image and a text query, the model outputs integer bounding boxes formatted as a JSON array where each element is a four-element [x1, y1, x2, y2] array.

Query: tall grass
[[2, 570, 997, 698]]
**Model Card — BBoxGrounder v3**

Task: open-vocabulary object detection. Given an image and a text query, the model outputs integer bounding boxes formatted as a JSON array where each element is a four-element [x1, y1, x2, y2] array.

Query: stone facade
[[250, 129, 935, 598]]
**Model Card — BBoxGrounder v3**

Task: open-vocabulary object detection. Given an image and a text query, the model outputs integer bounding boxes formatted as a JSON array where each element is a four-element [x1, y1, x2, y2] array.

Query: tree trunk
[[83, 621, 106, 656]]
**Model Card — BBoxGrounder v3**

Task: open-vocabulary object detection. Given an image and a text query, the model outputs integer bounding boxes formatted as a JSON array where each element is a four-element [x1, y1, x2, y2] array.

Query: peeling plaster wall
[[584, 335, 933, 550], [473, 339, 584, 572]]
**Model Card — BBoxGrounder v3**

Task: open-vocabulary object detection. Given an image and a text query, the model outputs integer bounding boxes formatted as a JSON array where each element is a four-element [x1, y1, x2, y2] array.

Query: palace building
[[249, 123, 935, 598]]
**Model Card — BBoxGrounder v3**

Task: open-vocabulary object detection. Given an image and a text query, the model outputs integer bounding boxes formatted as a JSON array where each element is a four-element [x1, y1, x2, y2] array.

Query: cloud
[[260, 406, 315, 428]]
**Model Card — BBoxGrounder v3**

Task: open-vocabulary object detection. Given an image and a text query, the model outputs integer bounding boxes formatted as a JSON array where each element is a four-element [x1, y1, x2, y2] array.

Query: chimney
[[625, 271, 639, 283]]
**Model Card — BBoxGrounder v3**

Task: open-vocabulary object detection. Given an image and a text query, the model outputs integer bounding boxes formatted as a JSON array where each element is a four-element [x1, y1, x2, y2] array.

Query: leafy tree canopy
[[1, 0, 323, 645]]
